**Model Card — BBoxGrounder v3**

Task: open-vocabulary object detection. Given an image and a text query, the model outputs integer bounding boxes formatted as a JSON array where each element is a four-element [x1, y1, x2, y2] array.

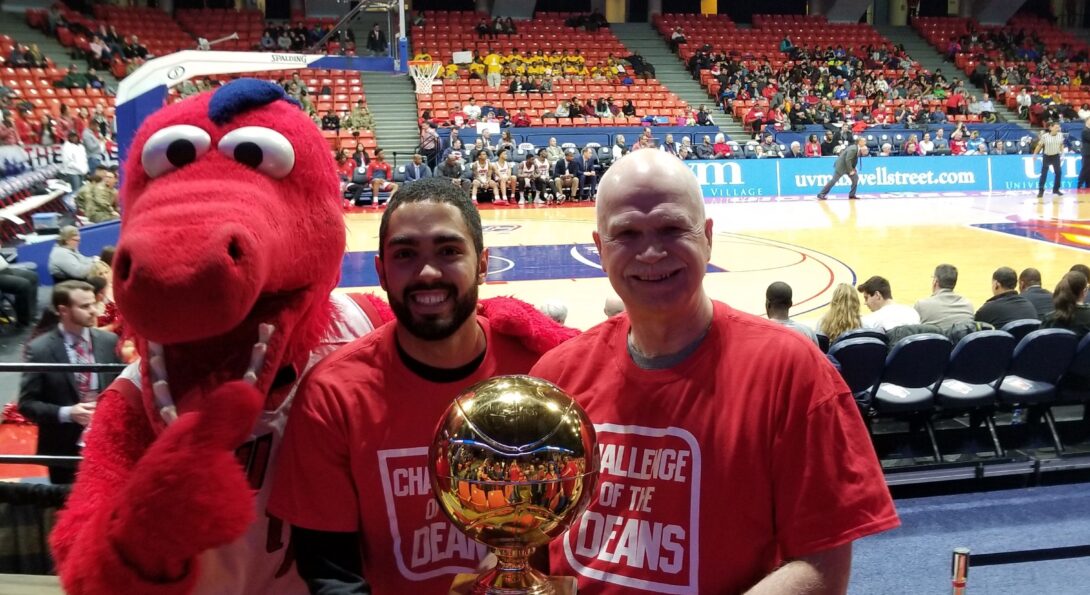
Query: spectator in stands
[[976, 266, 1040, 329], [765, 281, 818, 345], [366, 24, 387, 55], [364, 148, 397, 205], [350, 144, 369, 170], [610, 134, 629, 161], [48, 226, 95, 283], [818, 283, 863, 342], [712, 133, 732, 159], [782, 141, 804, 158], [949, 129, 967, 156], [511, 108, 531, 128], [660, 133, 679, 157], [899, 135, 920, 156], [60, 132, 88, 196], [260, 31, 275, 51], [436, 152, 468, 191], [913, 264, 974, 332], [0, 251, 38, 328], [820, 130, 837, 156], [802, 134, 821, 157], [542, 137, 563, 167], [918, 133, 934, 156], [344, 101, 375, 132], [403, 154, 432, 183], [0, 112, 19, 147], [1042, 271, 1090, 338], [966, 130, 988, 155], [933, 128, 951, 152], [1016, 88, 1032, 118], [475, 18, 494, 39], [692, 135, 713, 159], [1019, 267, 1055, 320], [76, 167, 119, 223], [81, 126, 106, 173], [623, 51, 655, 79], [759, 133, 782, 158], [55, 65, 88, 90], [858, 275, 920, 332], [441, 138, 466, 164]]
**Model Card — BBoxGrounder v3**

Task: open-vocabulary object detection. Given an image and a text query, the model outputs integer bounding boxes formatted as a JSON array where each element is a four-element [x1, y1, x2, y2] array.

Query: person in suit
[[403, 153, 432, 183], [553, 149, 583, 202], [575, 147, 598, 200], [1079, 117, 1090, 189], [817, 136, 866, 200], [365, 24, 387, 55], [19, 281, 120, 483], [1019, 267, 1055, 320], [914, 263, 974, 332]]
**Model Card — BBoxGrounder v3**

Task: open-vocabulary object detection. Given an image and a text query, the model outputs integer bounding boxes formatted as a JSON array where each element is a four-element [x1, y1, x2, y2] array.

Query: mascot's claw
[[148, 324, 277, 423]]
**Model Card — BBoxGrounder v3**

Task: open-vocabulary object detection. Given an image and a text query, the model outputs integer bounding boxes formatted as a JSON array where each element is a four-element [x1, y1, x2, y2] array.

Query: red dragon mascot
[[48, 78, 577, 595]]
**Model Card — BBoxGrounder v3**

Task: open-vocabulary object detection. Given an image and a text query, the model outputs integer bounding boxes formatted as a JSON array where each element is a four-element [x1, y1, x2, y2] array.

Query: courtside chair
[[816, 333, 830, 353], [1058, 333, 1090, 442], [934, 330, 1017, 457], [1000, 319, 1042, 345], [995, 328, 1079, 454], [872, 333, 953, 462], [827, 337, 888, 411]]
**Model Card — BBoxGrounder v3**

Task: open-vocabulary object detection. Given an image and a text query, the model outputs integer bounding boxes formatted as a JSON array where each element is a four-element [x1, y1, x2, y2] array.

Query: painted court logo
[[975, 216, 1090, 251], [377, 448, 487, 581], [564, 425, 701, 594]]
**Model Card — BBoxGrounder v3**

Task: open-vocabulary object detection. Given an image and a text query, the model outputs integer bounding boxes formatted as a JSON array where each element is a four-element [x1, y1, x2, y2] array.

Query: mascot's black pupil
[[166, 139, 197, 167], [234, 142, 263, 168]]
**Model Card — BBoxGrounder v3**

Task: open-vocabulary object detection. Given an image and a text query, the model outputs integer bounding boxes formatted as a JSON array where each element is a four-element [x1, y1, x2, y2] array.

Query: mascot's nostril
[[227, 238, 244, 264], [116, 251, 132, 283]]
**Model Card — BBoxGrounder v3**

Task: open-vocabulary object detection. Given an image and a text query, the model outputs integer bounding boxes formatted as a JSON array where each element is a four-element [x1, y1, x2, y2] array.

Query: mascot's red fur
[[49, 78, 577, 594]]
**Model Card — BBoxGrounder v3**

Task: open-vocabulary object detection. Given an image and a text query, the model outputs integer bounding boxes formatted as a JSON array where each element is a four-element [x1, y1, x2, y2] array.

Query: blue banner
[[686, 154, 1085, 198], [989, 154, 1083, 192]]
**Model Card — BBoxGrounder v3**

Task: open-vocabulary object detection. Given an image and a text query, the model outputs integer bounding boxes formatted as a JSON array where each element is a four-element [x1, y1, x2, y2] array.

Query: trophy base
[[449, 574, 577, 595]]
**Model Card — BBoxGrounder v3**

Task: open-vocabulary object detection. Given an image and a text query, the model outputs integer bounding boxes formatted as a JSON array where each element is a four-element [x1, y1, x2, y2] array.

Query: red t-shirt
[[530, 301, 899, 595], [268, 318, 543, 595], [366, 160, 392, 182], [336, 158, 357, 180]]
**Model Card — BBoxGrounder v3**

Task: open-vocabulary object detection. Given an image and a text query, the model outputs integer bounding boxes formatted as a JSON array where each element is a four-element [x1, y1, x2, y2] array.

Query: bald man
[[530, 150, 897, 594]]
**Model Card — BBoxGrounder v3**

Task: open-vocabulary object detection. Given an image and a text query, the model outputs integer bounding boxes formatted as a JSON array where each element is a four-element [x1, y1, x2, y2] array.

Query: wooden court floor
[[340, 190, 1090, 331]]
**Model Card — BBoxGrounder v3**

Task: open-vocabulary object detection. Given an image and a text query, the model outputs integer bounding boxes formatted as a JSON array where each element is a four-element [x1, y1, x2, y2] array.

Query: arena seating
[[655, 13, 958, 133], [827, 325, 1090, 460], [176, 8, 265, 52], [912, 15, 1090, 117], [414, 11, 691, 124], [91, 5, 192, 57], [165, 70, 376, 154], [2, 66, 112, 117]]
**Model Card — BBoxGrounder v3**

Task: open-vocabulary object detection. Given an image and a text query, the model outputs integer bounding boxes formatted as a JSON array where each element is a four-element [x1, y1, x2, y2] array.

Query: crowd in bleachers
[[27, 4, 157, 79], [915, 15, 1090, 129]]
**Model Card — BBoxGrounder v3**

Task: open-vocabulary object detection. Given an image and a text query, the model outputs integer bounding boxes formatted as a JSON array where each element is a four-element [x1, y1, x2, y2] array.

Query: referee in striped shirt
[[1035, 122, 1065, 198]]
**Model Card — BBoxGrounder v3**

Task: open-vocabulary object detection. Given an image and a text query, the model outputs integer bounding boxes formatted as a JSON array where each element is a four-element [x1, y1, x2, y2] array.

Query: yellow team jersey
[[528, 64, 545, 76], [469, 62, 485, 75], [484, 53, 503, 74], [444, 64, 459, 76], [412, 52, 432, 61], [573, 55, 585, 65]]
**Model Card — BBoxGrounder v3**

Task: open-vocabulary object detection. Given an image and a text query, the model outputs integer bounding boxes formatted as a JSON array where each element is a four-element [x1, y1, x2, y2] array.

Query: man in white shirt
[[60, 132, 89, 198], [858, 275, 920, 331], [919, 133, 935, 155], [1016, 88, 1032, 118], [461, 97, 482, 121]]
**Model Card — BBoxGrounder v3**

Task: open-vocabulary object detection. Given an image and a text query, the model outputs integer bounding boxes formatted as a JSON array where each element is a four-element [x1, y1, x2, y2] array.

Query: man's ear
[[375, 254, 387, 292], [592, 231, 605, 273], [477, 247, 489, 285]]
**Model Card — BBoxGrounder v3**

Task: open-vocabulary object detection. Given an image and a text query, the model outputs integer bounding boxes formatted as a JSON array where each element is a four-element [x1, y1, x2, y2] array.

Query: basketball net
[[409, 60, 441, 94]]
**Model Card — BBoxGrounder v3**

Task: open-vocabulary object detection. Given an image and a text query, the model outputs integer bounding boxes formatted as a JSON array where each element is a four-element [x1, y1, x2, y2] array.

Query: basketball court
[[339, 189, 1090, 330]]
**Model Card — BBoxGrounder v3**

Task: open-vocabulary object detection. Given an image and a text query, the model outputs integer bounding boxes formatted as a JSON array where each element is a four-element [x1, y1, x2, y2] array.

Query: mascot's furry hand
[[109, 380, 263, 579]]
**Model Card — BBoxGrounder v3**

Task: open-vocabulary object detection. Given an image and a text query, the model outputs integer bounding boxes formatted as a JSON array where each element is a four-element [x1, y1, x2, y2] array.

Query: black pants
[[1039, 154, 1062, 193], [0, 267, 39, 325], [1079, 153, 1090, 189]]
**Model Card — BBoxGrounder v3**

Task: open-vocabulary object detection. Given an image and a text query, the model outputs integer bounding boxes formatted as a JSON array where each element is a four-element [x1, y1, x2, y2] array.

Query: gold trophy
[[429, 375, 599, 595]]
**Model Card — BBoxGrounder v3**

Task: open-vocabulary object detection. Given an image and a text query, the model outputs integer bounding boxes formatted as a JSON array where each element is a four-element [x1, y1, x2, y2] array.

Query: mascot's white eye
[[141, 125, 212, 178], [217, 127, 295, 179]]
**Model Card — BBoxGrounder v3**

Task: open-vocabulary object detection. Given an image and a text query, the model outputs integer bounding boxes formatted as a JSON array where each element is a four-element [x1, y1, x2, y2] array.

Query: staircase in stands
[[609, 22, 749, 142], [358, 71, 421, 167]]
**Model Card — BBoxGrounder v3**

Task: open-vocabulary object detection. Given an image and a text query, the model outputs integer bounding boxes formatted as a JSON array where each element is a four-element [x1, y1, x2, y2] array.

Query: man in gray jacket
[[817, 137, 867, 200], [48, 226, 95, 283], [914, 263, 974, 332]]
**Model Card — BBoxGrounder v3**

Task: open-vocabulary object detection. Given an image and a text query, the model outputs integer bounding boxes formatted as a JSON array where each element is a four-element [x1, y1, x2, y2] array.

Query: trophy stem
[[472, 546, 554, 595]]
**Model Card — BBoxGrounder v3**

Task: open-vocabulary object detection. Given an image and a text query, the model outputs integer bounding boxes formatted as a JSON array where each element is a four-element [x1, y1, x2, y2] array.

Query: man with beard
[[269, 177, 575, 594]]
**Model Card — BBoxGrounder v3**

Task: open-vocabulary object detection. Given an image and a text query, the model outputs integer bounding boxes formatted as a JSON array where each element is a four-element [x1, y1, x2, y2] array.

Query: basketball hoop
[[409, 60, 442, 94]]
